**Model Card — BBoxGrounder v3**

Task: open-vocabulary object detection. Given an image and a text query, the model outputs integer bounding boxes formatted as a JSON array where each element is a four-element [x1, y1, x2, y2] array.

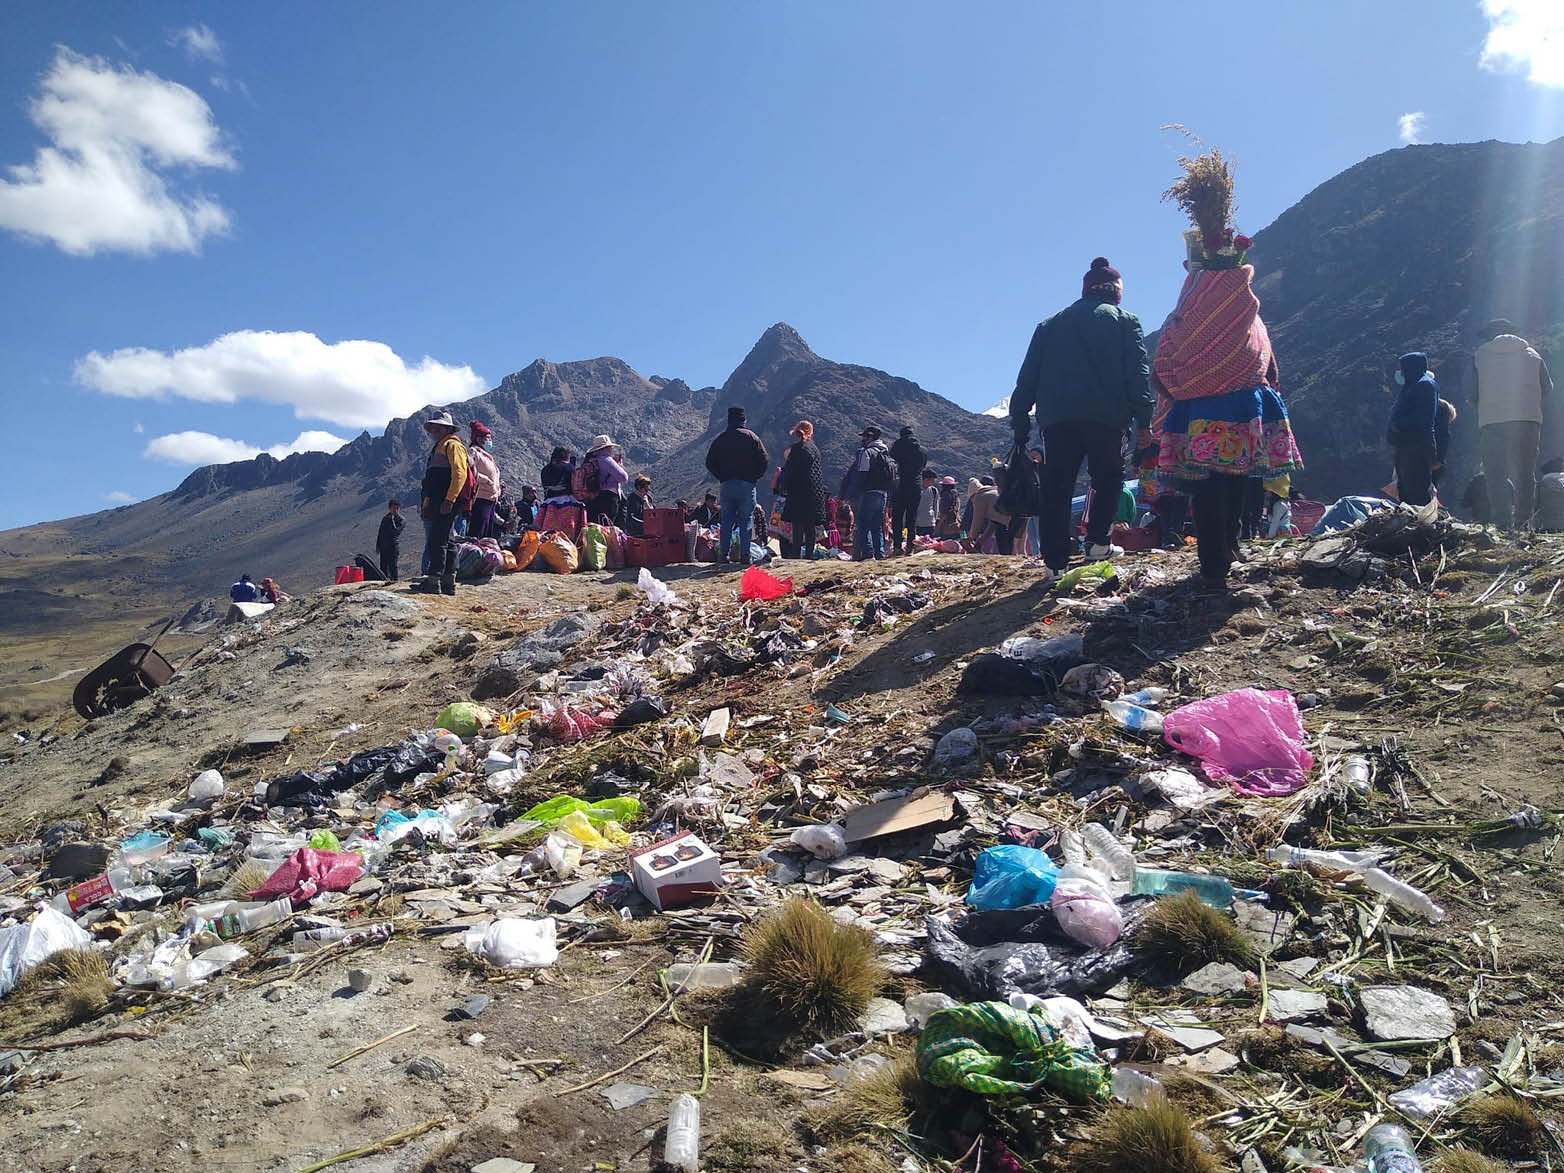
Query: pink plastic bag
[[1162, 688, 1314, 797], [739, 565, 793, 601], [248, 848, 365, 907]]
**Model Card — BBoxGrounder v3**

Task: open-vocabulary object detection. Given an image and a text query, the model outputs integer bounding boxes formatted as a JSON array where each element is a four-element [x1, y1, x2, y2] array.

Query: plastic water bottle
[[1363, 1122, 1422, 1172], [1362, 868, 1445, 923], [1267, 845, 1386, 871], [1080, 823, 1135, 880], [1101, 699, 1164, 734], [1111, 1067, 1166, 1108], [1132, 868, 1266, 908], [1058, 828, 1087, 868], [1343, 755, 1372, 795], [663, 1093, 700, 1171], [51, 867, 136, 915], [1121, 686, 1169, 708]]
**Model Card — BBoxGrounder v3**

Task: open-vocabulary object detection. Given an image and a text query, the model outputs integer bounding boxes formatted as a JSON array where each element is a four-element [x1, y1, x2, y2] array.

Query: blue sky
[[3, 1, 1563, 529]]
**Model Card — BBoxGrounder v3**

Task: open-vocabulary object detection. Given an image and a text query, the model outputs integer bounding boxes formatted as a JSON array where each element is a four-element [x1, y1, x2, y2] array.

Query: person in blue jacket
[[1387, 352, 1439, 507]]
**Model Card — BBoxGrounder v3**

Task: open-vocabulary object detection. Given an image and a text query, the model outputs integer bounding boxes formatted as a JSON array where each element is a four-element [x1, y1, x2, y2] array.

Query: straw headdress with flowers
[[1161, 127, 1252, 270]]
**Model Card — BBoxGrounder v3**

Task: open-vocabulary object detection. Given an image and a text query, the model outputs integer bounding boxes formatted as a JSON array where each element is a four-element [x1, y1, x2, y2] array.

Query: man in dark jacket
[[1387, 351, 1439, 507], [840, 425, 895, 560], [691, 491, 719, 526], [516, 486, 539, 528], [704, 405, 769, 565], [375, 499, 406, 581], [1010, 257, 1153, 579], [887, 426, 927, 555]]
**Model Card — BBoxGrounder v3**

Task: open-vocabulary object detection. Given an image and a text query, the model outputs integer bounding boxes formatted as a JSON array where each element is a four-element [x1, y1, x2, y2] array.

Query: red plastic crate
[[626, 536, 679, 568], [642, 507, 686, 540]]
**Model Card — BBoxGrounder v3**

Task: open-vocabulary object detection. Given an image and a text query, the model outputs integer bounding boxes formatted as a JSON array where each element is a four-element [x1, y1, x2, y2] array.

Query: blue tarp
[[1309, 495, 1395, 536]]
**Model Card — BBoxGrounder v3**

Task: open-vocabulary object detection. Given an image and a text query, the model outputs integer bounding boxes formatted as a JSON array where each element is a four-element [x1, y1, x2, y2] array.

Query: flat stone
[[263, 1087, 309, 1106], [866, 858, 907, 884], [262, 985, 290, 1003], [1265, 989, 1327, 1022], [1181, 962, 1248, 996], [1233, 900, 1294, 956], [1181, 1047, 1239, 1075], [471, 1160, 535, 1173], [933, 727, 980, 775], [859, 996, 911, 1035], [705, 751, 756, 790], [1139, 1017, 1224, 1053], [1277, 956, 1320, 980], [406, 1055, 446, 1081], [1360, 985, 1456, 1040], [599, 1082, 659, 1110], [546, 879, 601, 912]]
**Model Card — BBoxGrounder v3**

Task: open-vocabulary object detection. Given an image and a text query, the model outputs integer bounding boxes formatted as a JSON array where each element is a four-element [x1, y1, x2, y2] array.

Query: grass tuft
[[1456, 1093, 1546, 1156], [0, 947, 114, 1036], [1073, 1099, 1224, 1173], [738, 898, 885, 1037], [224, 858, 274, 897], [705, 1118, 800, 1173], [809, 1057, 923, 1141], [1435, 1148, 1505, 1173], [818, 1142, 898, 1173], [1133, 890, 1258, 973]]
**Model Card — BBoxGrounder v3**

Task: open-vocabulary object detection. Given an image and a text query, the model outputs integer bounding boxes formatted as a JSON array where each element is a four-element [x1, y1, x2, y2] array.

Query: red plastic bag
[[739, 565, 793, 601], [1162, 688, 1314, 797], [248, 848, 365, 907]]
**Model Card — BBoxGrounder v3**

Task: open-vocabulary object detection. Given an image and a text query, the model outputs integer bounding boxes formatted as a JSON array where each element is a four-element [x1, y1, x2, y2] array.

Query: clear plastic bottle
[[291, 926, 348, 950], [1121, 686, 1169, 708], [1058, 828, 1087, 868], [51, 866, 136, 914], [1111, 1066, 1166, 1107], [1101, 699, 1164, 734], [1080, 823, 1135, 880], [1343, 755, 1372, 795], [1362, 868, 1445, 923], [663, 1093, 700, 1171], [1362, 1122, 1422, 1172], [1267, 845, 1386, 871], [1131, 868, 1265, 908]]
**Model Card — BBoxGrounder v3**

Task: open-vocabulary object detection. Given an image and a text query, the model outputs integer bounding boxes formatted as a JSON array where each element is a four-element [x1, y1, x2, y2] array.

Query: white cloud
[[142, 428, 348, 466], [169, 25, 223, 64], [0, 48, 236, 255], [1480, 0, 1564, 88], [131, 420, 144, 433], [77, 330, 488, 429], [104, 490, 137, 503], [1398, 111, 1427, 145]]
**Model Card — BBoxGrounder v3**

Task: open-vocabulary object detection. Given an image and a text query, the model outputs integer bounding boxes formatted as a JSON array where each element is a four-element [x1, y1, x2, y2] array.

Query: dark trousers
[[891, 492, 919, 551], [1155, 493, 1188, 547], [1240, 477, 1266, 538], [1191, 474, 1247, 580], [586, 492, 619, 526], [470, 497, 498, 540], [422, 510, 458, 580], [797, 524, 817, 559], [1041, 421, 1124, 570], [377, 548, 399, 582], [1394, 443, 1435, 508]]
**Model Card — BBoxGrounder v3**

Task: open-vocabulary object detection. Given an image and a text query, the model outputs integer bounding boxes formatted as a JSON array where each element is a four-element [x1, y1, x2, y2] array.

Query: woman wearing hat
[[936, 475, 961, 538], [579, 435, 629, 526], [414, 410, 469, 595], [467, 420, 502, 540]]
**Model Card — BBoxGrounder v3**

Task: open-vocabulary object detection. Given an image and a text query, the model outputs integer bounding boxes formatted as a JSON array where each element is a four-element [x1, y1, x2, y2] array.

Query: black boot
[[440, 575, 457, 596], [409, 577, 440, 594]]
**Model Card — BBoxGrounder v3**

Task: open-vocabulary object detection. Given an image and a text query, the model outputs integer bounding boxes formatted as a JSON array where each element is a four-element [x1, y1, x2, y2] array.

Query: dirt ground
[[4, 539, 1564, 1171]]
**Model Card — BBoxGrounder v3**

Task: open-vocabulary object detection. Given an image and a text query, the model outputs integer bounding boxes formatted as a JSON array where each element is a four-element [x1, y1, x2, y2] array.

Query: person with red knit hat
[[1008, 256, 1154, 582], [467, 419, 502, 540]]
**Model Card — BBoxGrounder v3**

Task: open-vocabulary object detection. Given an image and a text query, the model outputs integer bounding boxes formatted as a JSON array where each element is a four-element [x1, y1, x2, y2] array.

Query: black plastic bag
[[996, 440, 1043, 519], [923, 901, 1149, 999], [615, 696, 670, 728]]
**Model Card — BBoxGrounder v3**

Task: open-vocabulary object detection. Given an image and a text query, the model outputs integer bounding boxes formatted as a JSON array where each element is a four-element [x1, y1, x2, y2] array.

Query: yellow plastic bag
[[556, 810, 630, 849]]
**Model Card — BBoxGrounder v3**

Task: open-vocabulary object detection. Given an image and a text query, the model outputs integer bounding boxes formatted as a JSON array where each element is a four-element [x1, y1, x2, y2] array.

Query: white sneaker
[[1087, 542, 1124, 558]]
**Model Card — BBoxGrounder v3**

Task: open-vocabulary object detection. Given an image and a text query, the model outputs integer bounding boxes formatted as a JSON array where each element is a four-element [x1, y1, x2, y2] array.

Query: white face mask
[[1394, 371, 1405, 385]]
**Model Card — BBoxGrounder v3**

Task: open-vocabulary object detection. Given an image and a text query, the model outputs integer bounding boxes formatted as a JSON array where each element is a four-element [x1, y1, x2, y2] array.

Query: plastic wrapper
[[1162, 688, 1315, 797], [967, 845, 1060, 910], [536, 699, 616, 742], [519, 795, 640, 829], [1055, 560, 1116, 593], [556, 810, 630, 849], [636, 567, 680, 605], [247, 847, 364, 907], [188, 769, 225, 802], [307, 830, 341, 852], [435, 702, 494, 738], [739, 565, 793, 601], [915, 1000, 1110, 1101], [1050, 875, 1124, 948], [463, 917, 559, 968], [0, 905, 94, 998], [789, 823, 848, 860], [924, 901, 1150, 1000], [959, 633, 1086, 696], [377, 811, 458, 847], [1386, 1066, 1485, 1120]]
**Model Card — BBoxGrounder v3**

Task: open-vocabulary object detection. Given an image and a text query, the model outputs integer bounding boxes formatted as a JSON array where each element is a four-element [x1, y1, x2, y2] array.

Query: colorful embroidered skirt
[[1156, 384, 1303, 481]]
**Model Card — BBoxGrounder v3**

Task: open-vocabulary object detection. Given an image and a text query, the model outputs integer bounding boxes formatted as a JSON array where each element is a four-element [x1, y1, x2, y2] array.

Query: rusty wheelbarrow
[[72, 618, 180, 719]]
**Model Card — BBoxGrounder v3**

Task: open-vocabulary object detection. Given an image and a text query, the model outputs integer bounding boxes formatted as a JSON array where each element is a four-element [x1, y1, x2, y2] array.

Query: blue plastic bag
[[966, 845, 1060, 910]]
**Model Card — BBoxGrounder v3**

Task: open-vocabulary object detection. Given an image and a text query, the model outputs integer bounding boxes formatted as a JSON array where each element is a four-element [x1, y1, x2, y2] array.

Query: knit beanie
[[1082, 257, 1123, 304], [727, 405, 747, 428]]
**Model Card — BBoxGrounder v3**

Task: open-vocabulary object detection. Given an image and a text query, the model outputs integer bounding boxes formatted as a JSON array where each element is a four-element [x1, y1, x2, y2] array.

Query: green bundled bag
[[436, 701, 494, 737], [915, 1000, 1110, 1102], [519, 795, 640, 829], [579, 524, 608, 572]]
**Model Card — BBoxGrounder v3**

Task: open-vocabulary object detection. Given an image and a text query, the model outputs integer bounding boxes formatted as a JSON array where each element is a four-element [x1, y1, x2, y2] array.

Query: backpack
[[571, 453, 601, 499], [868, 447, 898, 493]]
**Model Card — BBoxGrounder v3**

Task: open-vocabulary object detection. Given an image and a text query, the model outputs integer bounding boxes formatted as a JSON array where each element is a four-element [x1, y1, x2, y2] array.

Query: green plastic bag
[[916, 1000, 1110, 1102], [519, 795, 640, 829], [436, 701, 494, 737], [308, 829, 342, 852], [580, 524, 608, 573], [1055, 560, 1115, 594]]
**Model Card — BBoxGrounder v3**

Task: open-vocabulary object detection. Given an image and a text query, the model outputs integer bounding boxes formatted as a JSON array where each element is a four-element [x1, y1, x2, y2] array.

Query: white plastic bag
[[1050, 874, 1124, 948], [0, 905, 94, 998], [463, 917, 558, 968], [188, 769, 225, 802], [637, 567, 681, 606], [789, 823, 847, 860]]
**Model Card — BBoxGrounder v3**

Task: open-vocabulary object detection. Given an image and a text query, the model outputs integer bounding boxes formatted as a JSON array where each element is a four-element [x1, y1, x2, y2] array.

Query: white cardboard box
[[629, 831, 721, 910]]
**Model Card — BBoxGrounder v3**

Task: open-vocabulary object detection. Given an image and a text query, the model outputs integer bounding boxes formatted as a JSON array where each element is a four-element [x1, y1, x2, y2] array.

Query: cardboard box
[[629, 831, 721, 910]]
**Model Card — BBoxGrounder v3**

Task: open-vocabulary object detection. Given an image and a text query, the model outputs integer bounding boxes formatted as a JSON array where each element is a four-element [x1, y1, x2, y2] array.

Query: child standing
[[376, 498, 405, 581]]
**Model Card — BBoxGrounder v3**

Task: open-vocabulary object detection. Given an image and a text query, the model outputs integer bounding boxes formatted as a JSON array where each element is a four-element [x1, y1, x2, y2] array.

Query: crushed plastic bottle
[[1080, 823, 1135, 880], [1101, 698, 1164, 734], [1343, 754, 1372, 795], [1267, 845, 1389, 872], [1121, 686, 1168, 708], [1111, 1067, 1165, 1107], [1131, 868, 1265, 908], [1057, 828, 1087, 868], [663, 1093, 701, 1171], [1363, 1122, 1422, 1172], [1361, 868, 1445, 923], [663, 962, 743, 990], [51, 867, 136, 915]]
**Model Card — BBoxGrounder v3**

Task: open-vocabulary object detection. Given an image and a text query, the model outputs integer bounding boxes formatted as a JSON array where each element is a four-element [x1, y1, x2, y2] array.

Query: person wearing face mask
[[467, 420, 502, 539], [1385, 353, 1439, 508]]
